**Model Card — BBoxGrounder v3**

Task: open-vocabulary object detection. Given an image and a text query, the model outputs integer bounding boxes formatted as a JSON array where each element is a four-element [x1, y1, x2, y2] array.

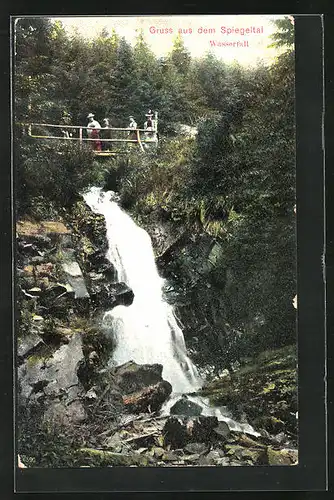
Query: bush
[[15, 137, 105, 215], [117, 137, 195, 221]]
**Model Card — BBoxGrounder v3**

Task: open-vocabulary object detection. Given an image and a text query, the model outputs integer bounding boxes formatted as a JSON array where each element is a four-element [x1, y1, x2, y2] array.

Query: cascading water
[[84, 187, 201, 394], [84, 187, 259, 436]]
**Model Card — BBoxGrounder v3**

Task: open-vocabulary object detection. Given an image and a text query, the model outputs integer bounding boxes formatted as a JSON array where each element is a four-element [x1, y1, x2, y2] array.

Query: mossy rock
[[265, 447, 296, 465], [199, 345, 297, 437]]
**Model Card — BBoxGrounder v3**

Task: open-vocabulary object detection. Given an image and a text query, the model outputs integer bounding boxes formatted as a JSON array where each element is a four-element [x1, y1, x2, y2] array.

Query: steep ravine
[[16, 191, 298, 468]]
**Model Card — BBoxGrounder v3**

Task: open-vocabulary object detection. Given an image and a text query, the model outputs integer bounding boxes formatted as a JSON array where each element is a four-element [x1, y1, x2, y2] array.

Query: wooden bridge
[[20, 120, 159, 156]]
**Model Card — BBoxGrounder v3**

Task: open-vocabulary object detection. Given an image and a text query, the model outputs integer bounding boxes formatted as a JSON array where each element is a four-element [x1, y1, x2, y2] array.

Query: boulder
[[103, 432, 124, 452], [62, 261, 89, 299], [38, 284, 75, 315], [90, 281, 134, 310], [109, 282, 134, 307], [213, 421, 231, 440], [87, 251, 113, 274], [163, 415, 219, 448], [198, 450, 221, 465], [161, 450, 179, 462], [18, 332, 84, 420], [123, 380, 172, 413], [18, 233, 52, 248], [225, 444, 266, 465], [170, 395, 203, 417], [113, 361, 165, 394], [17, 241, 39, 257], [150, 446, 165, 459], [192, 416, 219, 442], [88, 361, 172, 416], [162, 417, 188, 448]]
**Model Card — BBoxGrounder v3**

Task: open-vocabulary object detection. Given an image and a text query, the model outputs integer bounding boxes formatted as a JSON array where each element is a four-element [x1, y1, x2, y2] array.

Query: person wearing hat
[[143, 110, 158, 149], [143, 111, 154, 145], [60, 111, 73, 139], [144, 110, 153, 131], [86, 113, 101, 151]]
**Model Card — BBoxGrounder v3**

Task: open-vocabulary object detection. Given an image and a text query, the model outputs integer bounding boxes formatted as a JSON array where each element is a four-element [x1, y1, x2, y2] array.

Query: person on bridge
[[60, 111, 72, 139], [144, 115, 154, 132], [86, 113, 101, 151], [101, 118, 112, 151], [128, 116, 138, 141], [145, 109, 153, 122], [143, 110, 158, 148]]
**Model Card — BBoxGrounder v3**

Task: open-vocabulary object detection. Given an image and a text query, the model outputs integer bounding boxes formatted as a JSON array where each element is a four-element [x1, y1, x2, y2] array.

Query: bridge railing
[[20, 123, 158, 153]]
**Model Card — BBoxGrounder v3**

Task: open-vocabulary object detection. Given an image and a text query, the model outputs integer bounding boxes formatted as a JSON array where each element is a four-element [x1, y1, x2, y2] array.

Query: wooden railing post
[[136, 129, 145, 152], [79, 127, 83, 144], [154, 111, 158, 133]]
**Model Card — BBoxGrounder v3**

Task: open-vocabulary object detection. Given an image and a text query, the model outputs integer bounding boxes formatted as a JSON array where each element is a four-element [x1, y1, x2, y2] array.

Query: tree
[[168, 33, 191, 75], [192, 53, 228, 112], [269, 16, 295, 50], [130, 30, 162, 122], [14, 18, 60, 123]]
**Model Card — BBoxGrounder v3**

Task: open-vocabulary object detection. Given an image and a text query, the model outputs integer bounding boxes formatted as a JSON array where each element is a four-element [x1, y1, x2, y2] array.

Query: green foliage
[[118, 137, 196, 223], [17, 400, 84, 467], [201, 344, 297, 437], [16, 137, 104, 214]]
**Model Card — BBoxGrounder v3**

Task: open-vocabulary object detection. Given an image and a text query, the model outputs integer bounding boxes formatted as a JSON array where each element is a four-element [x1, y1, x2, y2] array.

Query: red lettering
[[149, 26, 173, 34]]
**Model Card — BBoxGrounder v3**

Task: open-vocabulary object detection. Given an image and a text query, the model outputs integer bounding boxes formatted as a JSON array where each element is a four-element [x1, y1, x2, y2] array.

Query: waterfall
[[84, 187, 201, 394], [84, 187, 259, 436]]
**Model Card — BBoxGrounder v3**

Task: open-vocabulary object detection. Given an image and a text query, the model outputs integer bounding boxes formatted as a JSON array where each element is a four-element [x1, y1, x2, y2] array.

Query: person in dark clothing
[[101, 118, 112, 151]]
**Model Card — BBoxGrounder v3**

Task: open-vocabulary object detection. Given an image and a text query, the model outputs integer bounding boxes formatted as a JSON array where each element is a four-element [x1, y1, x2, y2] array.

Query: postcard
[[12, 13, 325, 493]]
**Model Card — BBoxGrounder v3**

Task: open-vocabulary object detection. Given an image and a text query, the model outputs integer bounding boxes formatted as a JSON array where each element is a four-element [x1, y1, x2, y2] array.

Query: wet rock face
[[89, 281, 134, 310], [170, 395, 203, 417], [18, 332, 86, 424], [17, 206, 141, 465], [17, 204, 135, 330]]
